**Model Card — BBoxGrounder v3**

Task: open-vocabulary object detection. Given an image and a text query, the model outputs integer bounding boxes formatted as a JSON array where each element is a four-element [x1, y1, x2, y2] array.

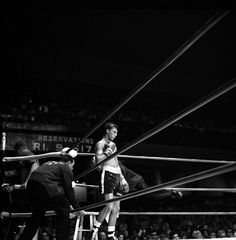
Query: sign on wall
[[5, 132, 94, 153]]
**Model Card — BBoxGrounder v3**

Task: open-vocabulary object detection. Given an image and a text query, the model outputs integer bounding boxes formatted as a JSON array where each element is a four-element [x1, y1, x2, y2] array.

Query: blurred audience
[[1, 92, 235, 138]]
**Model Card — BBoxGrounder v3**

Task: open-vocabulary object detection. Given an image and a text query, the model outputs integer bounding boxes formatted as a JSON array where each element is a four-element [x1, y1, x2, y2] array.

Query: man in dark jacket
[[18, 148, 84, 240]]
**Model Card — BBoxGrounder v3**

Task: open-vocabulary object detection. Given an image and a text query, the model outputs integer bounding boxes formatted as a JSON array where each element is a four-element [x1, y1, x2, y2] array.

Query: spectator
[[217, 229, 226, 238], [226, 228, 233, 237], [191, 230, 202, 239], [170, 232, 179, 240], [99, 231, 108, 240], [118, 233, 124, 240], [209, 231, 216, 238]]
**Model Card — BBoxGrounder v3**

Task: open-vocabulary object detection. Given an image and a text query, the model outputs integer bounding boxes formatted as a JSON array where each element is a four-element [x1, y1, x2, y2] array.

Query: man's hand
[[70, 205, 86, 219], [72, 181, 76, 188], [21, 182, 27, 189], [76, 210, 86, 216], [2, 183, 14, 193], [70, 210, 86, 219]]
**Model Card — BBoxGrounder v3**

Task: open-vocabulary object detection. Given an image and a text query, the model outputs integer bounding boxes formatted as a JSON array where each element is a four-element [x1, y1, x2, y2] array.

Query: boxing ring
[[1, 9, 236, 240], [2, 152, 236, 240]]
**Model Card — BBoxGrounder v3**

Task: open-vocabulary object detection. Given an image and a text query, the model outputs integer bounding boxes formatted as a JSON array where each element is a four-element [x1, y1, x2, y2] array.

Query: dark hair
[[60, 153, 74, 163], [104, 122, 118, 131], [14, 141, 26, 151]]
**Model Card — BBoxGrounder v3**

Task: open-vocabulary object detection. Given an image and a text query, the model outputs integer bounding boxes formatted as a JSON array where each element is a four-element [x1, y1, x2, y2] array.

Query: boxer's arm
[[95, 142, 109, 163]]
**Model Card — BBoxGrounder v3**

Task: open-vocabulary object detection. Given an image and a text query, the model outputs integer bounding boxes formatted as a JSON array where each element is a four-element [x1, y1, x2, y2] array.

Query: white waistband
[[102, 165, 121, 174]]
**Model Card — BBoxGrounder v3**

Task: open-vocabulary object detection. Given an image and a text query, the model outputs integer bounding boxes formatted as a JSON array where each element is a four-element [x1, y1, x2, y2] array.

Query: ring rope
[[8, 183, 236, 193], [1, 211, 56, 218], [10, 183, 236, 192], [75, 183, 99, 189], [74, 10, 229, 148], [76, 184, 236, 192], [166, 187, 236, 192], [117, 154, 235, 164], [3, 151, 235, 165], [72, 162, 236, 212], [74, 77, 236, 181], [3, 152, 61, 162], [76, 184, 236, 193], [2, 211, 236, 219]]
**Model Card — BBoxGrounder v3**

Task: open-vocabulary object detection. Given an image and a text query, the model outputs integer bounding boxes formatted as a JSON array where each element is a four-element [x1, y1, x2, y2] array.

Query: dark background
[[0, 3, 235, 152], [0, 4, 235, 100]]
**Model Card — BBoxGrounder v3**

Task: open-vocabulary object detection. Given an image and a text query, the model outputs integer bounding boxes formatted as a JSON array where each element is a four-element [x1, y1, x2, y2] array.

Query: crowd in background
[[1, 88, 236, 152], [6, 194, 236, 240], [1, 89, 236, 138], [36, 213, 236, 239]]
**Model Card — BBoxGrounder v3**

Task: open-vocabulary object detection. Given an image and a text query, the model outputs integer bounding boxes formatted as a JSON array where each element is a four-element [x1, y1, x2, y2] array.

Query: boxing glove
[[104, 142, 116, 157], [1, 183, 14, 193], [120, 178, 129, 193], [115, 178, 129, 196]]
